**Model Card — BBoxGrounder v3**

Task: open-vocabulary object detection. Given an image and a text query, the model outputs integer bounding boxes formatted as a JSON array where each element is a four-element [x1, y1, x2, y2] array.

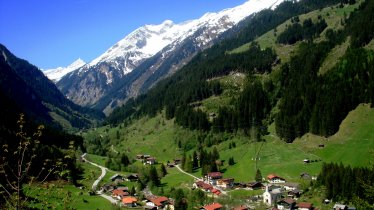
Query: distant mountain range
[[47, 0, 283, 114], [44, 58, 86, 82]]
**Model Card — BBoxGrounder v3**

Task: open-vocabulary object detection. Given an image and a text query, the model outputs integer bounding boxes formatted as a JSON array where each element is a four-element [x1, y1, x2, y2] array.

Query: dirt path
[[175, 165, 200, 180]]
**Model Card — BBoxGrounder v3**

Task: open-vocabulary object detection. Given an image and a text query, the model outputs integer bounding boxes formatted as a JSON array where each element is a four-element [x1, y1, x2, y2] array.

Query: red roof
[[195, 181, 213, 190], [211, 189, 221, 195], [149, 196, 169, 206], [112, 189, 129, 197], [122, 196, 137, 204], [203, 202, 223, 210], [298, 202, 313, 209], [207, 172, 222, 178], [232, 205, 249, 210], [267, 174, 284, 180]]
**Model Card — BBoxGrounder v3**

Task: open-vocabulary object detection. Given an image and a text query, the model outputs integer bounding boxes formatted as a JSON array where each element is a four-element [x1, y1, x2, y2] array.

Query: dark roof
[[298, 202, 313, 209], [207, 172, 222, 178]]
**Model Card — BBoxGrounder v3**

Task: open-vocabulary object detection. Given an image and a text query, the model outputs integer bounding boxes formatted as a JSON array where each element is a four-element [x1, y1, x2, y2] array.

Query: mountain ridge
[[56, 0, 284, 113]]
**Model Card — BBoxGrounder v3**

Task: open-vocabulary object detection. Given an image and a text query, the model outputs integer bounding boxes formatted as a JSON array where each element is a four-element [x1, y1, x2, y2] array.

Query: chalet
[[112, 189, 129, 200], [122, 196, 137, 207], [193, 181, 213, 192], [206, 172, 223, 185], [136, 154, 144, 160], [284, 183, 299, 191], [167, 162, 175, 168], [145, 196, 169, 209], [297, 202, 313, 210], [287, 189, 301, 199], [277, 198, 296, 210], [247, 182, 264, 190], [201, 202, 223, 210], [211, 188, 221, 196], [303, 159, 310, 164], [110, 174, 124, 182], [145, 157, 156, 165], [100, 183, 115, 193], [126, 174, 139, 182], [232, 205, 249, 210], [267, 174, 286, 183], [263, 185, 284, 205], [217, 178, 234, 189]]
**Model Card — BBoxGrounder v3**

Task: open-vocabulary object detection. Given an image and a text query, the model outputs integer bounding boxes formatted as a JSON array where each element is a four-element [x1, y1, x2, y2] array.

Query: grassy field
[[160, 167, 195, 191]]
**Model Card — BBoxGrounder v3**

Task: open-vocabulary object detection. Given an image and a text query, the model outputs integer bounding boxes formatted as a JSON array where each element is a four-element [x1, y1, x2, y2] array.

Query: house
[[263, 185, 284, 205], [117, 186, 129, 192], [232, 205, 249, 210], [211, 188, 221, 196], [122, 196, 137, 207], [136, 154, 144, 160], [206, 172, 223, 185], [277, 198, 296, 210], [247, 182, 264, 190], [287, 189, 301, 199], [100, 183, 115, 193], [145, 157, 156, 165], [193, 181, 213, 192], [284, 183, 299, 191], [146, 196, 169, 209], [217, 178, 234, 189], [297, 202, 313, 210], [267, 174, 286, 183], [201, 202, 223, 210], [167, 162, 175, 168], [173, 158, 181, 164], [112, 189, 129, 200], [126, 174, 139, 182], [303, 159, 310, 164], [110, 174, 124, 182]]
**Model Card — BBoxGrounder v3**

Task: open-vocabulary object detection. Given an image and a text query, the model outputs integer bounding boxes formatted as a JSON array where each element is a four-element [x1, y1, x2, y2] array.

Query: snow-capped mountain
[[57, 0, 283, 113], [44, 58, 85, 82]]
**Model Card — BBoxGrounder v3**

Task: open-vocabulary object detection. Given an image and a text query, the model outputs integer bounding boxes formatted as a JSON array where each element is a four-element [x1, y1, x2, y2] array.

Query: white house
[[267, 174, 286, 183]]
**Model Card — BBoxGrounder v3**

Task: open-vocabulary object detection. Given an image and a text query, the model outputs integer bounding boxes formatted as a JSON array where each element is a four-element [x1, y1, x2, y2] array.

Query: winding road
[[81, 153, 119, 205]]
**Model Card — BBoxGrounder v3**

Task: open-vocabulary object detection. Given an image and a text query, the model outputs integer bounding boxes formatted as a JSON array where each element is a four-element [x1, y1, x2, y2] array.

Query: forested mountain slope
[[107, 0, 373, 143], [0, 44, 104, 130]]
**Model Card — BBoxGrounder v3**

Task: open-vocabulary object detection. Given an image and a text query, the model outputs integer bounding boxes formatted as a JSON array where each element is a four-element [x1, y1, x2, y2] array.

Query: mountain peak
[[44, 58, 86, 82]]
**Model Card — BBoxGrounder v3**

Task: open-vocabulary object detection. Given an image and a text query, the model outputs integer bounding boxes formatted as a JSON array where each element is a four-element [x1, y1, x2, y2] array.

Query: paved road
[[81, 153, 122, 205], [175, 165, 201, 180], [81, 153, 108, 191]]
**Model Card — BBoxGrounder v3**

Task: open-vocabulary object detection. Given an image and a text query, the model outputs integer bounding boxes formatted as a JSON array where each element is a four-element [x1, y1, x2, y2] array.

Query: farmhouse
[[284, 182, 299, 191], [145, 157, 156, 165], [112, 189, 129, 200], [122, 196, 137, 207], [201, 202, 223, 210], [194, 181, 213, 192], [247, 182, 264, 190], [297, 202, 313, 210], [206, 172, 223, 185], [217, 178, 234, 189], [145, 196, 169, 209], [267, 174, 286, 183], [110, 174, 124, 182], [277, 198, 296, 210], [263, 185, 284, 205], [126, 174, 139, 182]]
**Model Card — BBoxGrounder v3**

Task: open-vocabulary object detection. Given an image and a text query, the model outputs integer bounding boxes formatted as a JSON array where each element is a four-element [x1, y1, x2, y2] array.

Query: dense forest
[[316, 162, 374, 208], [107, 0, 374, 144]]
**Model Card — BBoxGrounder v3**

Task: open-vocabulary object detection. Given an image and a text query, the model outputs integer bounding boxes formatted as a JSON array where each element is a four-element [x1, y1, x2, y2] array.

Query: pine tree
[[160, 163, 167, 177], [255, 169, 263, 182]]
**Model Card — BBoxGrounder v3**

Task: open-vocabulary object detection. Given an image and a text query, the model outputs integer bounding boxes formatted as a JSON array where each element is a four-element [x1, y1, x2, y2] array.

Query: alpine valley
[[1, 0, 374, 209]]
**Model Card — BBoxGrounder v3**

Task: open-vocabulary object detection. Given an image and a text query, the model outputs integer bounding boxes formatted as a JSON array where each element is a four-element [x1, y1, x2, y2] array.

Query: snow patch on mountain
[[44, 58, 86, 82], [87, 0, 283, 78]]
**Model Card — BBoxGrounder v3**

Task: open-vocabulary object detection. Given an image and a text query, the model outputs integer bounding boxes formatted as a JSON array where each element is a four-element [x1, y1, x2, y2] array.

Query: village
[[88, 154, 356, 210]]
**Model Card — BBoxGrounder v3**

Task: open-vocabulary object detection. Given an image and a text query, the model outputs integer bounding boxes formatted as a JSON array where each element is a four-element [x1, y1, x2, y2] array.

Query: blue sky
[[0, 0, 247, 69]]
